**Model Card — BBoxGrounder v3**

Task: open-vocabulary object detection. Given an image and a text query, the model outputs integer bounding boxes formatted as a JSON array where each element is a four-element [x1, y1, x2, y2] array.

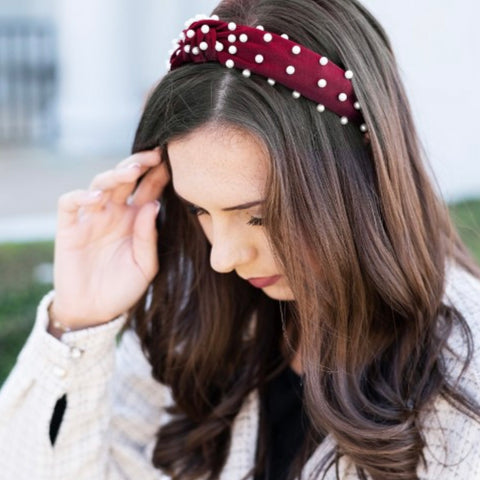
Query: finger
[[115, 148, 161, 170], [129, 162, 170, 206], [57, 189, 104, 229], [88, 163, 144, 192], [132, 200, 161, 281]]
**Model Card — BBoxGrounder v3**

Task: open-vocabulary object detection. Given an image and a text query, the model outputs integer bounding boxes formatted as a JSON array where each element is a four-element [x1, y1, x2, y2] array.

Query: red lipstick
[[247, 275, 282, 288]]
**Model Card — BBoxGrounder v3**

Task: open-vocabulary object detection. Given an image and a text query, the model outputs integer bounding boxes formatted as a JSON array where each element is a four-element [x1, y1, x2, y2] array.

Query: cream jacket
[[0, 264, 479, 479]]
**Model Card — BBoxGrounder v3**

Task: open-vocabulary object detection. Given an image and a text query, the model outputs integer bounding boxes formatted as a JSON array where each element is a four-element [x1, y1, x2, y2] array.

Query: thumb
[[132, 200, 160, 281]]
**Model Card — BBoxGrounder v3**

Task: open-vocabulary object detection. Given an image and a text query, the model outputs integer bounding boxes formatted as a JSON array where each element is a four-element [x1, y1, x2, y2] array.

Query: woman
[[1, 0, 479, 478]]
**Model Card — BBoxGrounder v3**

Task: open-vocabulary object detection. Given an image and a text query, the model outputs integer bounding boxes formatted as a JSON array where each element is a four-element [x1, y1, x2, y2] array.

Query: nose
[[209, 227, 256, 274]]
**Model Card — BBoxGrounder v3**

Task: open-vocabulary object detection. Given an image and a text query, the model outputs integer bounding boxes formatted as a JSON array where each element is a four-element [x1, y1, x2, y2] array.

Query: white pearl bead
[[286, 65, 295, 75], [264, 33, 273, 42], [338, 93, 347, 102], [360, 124, 368, 132], [215, 42, 224, 52], [228, 45, 237, 54], [319, 57, 328, 66], [228, 22, 237, 31], [192, 46, 200, 55], [211, 14, 220, 21], [201, 25, 210, 34], [316, 104, 325, 112], [239, 34, 248, 43], [186, 29, 195, 39], [317, 79, 327, 88], [184, 45, 191, 53], [226, 59, 235, 68], [281, 33, 289, 39], [292, 91, 301, 99], [292, 45, 301, 55], [199, 42, 208, 51], [354, 101, 361, 110], [242, 69, 251, 77], [345, 70, 353, 79], [267, 78, 276, 86], [176, 49, 181, 56], [256, 25, 265, 30], [228, 34, 236, 43], [340, 116, 349, 125], [255, 54, 264, 63]]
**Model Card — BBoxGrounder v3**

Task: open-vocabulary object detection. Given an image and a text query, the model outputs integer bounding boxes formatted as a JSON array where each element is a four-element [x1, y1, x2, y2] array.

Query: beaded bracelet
[[48, 303, 72, 333]]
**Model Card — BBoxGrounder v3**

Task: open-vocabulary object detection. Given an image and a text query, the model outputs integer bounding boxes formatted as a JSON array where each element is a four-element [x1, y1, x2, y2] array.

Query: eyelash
[[187, 205, 263, 227]]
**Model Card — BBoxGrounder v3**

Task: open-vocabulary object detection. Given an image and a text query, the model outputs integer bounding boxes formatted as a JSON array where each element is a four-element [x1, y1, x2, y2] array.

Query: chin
[[262, 284, 295, 301]]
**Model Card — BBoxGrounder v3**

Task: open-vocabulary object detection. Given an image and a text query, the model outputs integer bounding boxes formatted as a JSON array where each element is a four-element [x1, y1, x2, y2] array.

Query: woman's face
[[168, 124, 294, 301]]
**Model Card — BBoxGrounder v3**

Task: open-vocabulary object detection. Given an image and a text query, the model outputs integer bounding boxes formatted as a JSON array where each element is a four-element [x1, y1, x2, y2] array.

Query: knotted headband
[[169, 14, 367, 132]]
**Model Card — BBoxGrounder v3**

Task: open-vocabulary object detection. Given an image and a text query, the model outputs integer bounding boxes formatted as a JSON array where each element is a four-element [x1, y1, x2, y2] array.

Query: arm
[[0, 290, 173, 480]]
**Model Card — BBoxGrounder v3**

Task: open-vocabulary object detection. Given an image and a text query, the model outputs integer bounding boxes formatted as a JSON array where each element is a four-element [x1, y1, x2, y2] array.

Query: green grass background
[[1, 199, 480, 385]]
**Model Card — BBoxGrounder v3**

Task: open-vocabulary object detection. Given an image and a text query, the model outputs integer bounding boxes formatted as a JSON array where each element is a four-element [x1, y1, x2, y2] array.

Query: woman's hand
[[49, 148, 169, 331]]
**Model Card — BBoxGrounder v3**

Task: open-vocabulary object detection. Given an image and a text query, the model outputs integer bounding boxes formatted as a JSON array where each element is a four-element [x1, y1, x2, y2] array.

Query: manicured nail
[[127, 162, 141, 169]]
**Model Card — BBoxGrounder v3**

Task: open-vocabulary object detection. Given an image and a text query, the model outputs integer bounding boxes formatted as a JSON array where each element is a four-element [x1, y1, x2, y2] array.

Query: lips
[[247, 275, 282, 288]]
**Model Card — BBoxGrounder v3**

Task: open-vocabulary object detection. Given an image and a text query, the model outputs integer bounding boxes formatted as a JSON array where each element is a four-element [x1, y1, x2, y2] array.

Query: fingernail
[[127, 162, 141, 169], [89, 190, 103, 198]]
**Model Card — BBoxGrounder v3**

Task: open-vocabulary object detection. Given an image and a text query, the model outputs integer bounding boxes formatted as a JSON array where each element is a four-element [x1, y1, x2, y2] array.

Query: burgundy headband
[[169, 14, 367, 131]]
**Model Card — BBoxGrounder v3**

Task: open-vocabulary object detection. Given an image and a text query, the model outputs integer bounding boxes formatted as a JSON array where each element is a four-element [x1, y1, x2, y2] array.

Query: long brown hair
[[129, 0, 480, 479]]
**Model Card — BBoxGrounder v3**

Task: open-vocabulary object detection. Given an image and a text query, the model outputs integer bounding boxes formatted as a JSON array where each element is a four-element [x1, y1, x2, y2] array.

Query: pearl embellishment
[[255, 54, 264, 64], [286, 65, 295, 75]]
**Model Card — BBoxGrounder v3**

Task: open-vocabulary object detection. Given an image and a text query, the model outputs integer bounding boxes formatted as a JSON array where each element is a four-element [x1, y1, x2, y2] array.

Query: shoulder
[[442, 262, 480, 400], [417, 263, 480, 478]]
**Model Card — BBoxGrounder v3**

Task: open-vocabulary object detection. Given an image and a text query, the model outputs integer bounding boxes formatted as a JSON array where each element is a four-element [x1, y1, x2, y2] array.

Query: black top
[[254, 366, 310, 480]]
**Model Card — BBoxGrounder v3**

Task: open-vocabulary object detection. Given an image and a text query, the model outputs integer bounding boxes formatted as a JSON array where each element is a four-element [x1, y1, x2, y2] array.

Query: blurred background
[[0, 0, 479, 383]]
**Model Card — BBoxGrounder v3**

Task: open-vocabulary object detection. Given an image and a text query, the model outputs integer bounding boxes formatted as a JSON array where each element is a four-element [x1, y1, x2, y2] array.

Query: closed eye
[[187, 204, 263, 227]]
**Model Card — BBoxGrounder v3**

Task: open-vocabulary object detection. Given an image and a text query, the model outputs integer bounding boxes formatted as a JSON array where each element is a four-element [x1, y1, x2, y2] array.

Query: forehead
[[167, 125, 270, 198]]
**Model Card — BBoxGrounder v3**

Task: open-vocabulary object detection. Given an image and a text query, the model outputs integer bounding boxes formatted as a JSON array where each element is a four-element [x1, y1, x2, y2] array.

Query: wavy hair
[[129, 0, 480, 478]]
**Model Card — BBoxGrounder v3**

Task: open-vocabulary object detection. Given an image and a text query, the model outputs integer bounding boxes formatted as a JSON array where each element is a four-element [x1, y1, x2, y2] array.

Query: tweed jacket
[[0, 264, 479, 479]]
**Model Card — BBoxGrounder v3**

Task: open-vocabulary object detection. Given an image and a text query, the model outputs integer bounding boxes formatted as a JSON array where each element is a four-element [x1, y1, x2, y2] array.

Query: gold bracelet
[[48, 303, 72, 333]]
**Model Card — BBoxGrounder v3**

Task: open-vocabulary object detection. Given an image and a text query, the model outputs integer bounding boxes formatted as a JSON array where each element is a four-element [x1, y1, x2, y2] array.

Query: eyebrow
[[175, 192, 264, 212]]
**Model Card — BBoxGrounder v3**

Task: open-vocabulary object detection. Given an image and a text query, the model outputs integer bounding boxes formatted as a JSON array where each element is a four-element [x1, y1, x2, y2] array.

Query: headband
[[169, 14, 367, 132]]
